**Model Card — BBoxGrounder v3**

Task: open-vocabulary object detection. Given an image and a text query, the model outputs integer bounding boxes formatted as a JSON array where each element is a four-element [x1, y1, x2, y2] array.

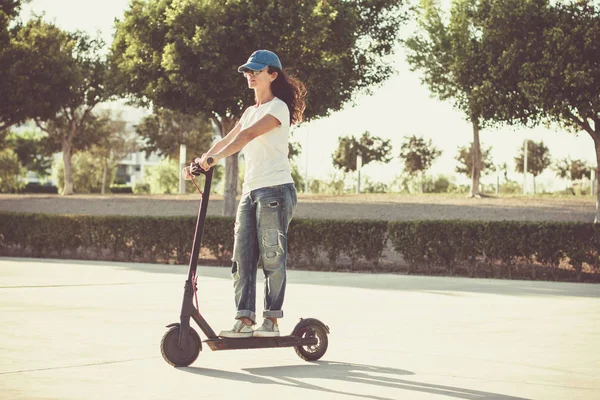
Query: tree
[[7, 130, 53, 177], [332, 131, 392, 173], [514, 140, 551, 194], [405, 0, 500, 198], [0, 16, 76, 132], [36, 32, 111, 195], [135, 108, 215, 161], [455, 142, 494, 180], [89, 111, 138, 194], [111, 0, 407, 215], [398, 135, 441, 192], [0, 147, 24, 192], [554, 157, 592, 194], [474, 0, 600, 221]]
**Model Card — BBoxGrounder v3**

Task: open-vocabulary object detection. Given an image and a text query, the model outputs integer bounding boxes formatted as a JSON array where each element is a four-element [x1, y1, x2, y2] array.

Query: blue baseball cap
[[238, 50, 283, 73]]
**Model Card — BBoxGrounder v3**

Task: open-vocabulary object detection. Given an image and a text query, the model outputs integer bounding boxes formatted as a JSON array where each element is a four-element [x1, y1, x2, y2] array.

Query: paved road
[[1, 258, 599, 400], [0, 194, 595, 222]]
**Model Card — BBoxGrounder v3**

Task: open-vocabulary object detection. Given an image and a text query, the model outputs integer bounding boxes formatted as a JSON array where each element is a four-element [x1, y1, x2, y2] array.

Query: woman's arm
[[182, 121, 242, 179], [198, 114, 280, 169], [206, 121, 242, 155]]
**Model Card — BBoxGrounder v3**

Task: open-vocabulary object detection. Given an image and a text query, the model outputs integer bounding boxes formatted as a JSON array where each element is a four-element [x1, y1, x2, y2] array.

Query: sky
[[22, 0, 595, 192]]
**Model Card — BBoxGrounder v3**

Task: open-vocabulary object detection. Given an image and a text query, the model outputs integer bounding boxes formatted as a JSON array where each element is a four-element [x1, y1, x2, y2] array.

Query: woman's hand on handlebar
[[182, 166, 193, 180], [195, 154, 217, 171]]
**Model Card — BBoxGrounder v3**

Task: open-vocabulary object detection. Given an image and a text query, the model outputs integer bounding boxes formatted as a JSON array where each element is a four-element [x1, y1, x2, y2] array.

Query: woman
[[183, 49, 306, 338]]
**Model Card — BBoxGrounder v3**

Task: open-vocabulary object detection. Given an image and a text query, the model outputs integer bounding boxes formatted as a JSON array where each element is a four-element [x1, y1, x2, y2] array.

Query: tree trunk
[[218, 117, 239, 217], [533, 176, 537, 195], [62, 138, 74, 196], [594, 134, 600, 224], [101, 160, 108, 195], [469, 117, 482, 198]]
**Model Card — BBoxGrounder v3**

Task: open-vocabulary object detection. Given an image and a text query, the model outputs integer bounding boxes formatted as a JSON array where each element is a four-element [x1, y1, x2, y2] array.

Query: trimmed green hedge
[[0, 213, 387, 269], [0, 212, 598, 282], [389, 220, 599, 280]]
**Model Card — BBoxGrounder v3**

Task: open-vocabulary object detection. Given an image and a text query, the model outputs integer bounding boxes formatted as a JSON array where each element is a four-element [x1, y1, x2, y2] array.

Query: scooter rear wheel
[[294, 322, 328, 361], [161, 326, 201, 367]]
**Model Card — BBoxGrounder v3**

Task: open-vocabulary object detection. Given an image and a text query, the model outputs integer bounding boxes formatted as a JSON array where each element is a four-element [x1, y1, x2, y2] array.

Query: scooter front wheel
[[294, 322, 328, 361], [160, 326, 201, 367]]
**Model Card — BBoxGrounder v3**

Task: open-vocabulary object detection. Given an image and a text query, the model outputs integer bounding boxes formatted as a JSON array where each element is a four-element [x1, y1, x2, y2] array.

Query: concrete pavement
[[1, 257, 599, 400]]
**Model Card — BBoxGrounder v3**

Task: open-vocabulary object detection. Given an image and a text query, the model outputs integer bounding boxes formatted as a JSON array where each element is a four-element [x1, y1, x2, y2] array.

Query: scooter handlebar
[[190, 157, 214, 176]]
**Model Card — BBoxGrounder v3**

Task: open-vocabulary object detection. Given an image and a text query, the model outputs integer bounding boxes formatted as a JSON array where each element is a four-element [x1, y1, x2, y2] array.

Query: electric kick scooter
[[160, 160, 330, 367]]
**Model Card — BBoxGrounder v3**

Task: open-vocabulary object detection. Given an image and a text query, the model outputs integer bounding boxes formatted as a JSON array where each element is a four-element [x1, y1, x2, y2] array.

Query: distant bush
[[133, 182, 151, 194], [423, 175, 451, 193], [110, 185, 133, 194], [308, 176, 345, 194], [145, 159, 179, 194], [0, 149, 25, 193], [22, 182, 58, 194], [362, 178, 388, 193], [500, 181, 521, 195]]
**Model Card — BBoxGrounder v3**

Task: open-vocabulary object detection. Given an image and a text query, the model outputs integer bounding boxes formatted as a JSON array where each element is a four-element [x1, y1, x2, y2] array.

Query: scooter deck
[[204, 335, 318, 351]]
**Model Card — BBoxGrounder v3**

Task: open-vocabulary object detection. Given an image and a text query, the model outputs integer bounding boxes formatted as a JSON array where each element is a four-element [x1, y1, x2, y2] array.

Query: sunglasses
[[242, 68, 266, 77]]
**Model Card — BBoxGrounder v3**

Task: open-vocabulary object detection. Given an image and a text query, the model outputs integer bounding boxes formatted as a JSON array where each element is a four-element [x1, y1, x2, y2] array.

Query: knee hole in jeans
[[262, 229, 285, 263]]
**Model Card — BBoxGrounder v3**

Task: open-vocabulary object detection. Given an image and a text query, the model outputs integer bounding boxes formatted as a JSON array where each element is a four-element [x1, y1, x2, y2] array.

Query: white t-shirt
[[239, 97, 294, 194]]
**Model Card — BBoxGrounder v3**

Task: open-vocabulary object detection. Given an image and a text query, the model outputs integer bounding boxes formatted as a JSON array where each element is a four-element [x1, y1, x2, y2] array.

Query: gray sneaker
[[219, 320, 253, 338], [253, 319, 280, 337]]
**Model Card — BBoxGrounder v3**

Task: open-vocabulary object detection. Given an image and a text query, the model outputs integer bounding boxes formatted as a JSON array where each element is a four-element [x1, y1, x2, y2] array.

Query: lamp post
[[522, 139, 528, 195], [179, 144, 186, 194], [356, 153, 362, 194], [304, 127, 309, 193]]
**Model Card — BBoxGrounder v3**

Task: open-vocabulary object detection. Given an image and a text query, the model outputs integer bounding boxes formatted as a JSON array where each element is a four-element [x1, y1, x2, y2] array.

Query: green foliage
[[404, 0, 504, 126], [332, 131, 392, 173], [423, 175, 451, 193], [0, 16, 76, 131], [288, 141, 302, 160], [0, 148, 24, 192], [135, 108, 215, 160], [307, 175, 345, 194], [554, 158, 591, 181], [87, 111, 138, 193], [362, 178, 388, 194], [133, 182, 151, 194], [388, 220, 599, 280], [111, 0, 408, 213], [34, 30, 112, 195], [22, 182, 58, 194], [55, 152, 108, 194], [111, 0, 408, 120], [499, 181, 522, 195], [514, 140, 552, 177], [469, 0, 600, 217], [398, 135, 441, 176], [109, 185, 133, 194], [6, 130, 53, 177], [291, 163, 305, 193], [3, 212, 596, 280], [145, 158, 179, 194], [455, 142, 494, 178]]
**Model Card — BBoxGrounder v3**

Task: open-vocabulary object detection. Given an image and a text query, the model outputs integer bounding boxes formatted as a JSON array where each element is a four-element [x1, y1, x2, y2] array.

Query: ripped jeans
[[231, 183, 297, 323]]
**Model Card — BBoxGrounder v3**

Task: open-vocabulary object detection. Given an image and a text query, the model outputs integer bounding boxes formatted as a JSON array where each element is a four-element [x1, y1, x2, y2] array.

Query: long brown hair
[[267, 66, 307, 125]]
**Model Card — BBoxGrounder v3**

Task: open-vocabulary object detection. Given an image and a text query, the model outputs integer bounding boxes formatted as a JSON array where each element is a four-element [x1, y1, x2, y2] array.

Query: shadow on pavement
[[181, 361, 530, 400]]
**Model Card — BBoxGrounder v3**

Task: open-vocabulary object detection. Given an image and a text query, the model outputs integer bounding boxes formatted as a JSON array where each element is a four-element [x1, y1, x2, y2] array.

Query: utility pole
[[356, 153, 362, 194], [522, 139, 528, 195], [304, 127, 309, 193], [179, 144, 186, 194], [496, 164, 500, 195]]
